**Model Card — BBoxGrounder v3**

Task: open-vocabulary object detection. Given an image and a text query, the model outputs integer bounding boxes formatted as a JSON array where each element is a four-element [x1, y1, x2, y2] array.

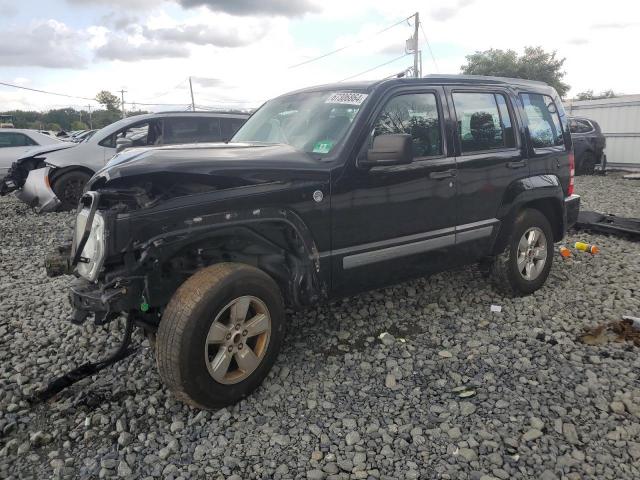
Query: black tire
[[489, 208, 554, 296], [577, 152, 596, 176], [52, 170, 91, 210], [156, 263, 285, 409]]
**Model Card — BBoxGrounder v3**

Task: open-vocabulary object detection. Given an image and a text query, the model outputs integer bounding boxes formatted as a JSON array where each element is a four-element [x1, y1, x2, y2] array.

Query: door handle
[[506, 160, 527, 169], [429, 169, 456, 180]]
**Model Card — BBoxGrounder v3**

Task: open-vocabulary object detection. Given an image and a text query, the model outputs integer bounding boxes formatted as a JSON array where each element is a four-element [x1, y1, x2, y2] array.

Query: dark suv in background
[[48, 75, 580, 409], [568, 116, 606, 174]]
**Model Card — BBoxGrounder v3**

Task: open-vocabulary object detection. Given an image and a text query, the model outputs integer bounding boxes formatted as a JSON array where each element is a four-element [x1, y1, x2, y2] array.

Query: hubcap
[[516, 227, 547, 281], [204, 296, 271, 385]]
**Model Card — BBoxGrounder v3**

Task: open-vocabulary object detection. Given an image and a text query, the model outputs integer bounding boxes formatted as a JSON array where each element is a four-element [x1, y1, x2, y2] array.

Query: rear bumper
[[14, 167, 61, 213], [564, 194, 581, 230]]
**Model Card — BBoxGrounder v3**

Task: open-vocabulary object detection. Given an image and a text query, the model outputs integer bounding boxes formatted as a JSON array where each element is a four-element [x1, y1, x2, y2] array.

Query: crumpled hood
[[38, 142, 94, 168], [90, 142, 329, 190], [16, 142, 75, 162]]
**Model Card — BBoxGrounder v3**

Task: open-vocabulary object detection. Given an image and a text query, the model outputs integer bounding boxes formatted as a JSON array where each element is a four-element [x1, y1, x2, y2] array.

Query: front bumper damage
[[15, 166, 61, 212], [68, 277, 143, 325]]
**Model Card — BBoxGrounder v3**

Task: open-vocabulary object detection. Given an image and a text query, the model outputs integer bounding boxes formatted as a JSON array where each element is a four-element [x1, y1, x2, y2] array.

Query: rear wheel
[[577, 152, 596, 175], [489, 208, 554, 296], [156, 263, 285, 409], [52, 170, 91, 210]]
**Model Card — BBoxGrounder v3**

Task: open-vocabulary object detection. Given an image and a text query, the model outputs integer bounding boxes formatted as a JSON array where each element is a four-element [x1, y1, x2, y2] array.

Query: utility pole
[[119, 89, 127, 119], [86, 104, 93, 129], [413, 12, 420, 78], [189, 77, 196, 111]]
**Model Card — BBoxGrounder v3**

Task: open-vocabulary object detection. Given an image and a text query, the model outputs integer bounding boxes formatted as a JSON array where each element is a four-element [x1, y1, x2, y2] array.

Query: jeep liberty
[[46, 75, 580, 409]]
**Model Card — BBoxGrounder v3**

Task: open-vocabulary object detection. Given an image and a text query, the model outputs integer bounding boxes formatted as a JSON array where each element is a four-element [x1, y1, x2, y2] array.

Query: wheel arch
[[492, 175, 565, 254], [49, 165, 95, 184], [136, 207, 325, 310]]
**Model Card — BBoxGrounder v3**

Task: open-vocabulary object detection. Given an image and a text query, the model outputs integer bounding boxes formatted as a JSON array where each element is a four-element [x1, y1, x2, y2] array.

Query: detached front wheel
[[156, 263, 285, 409]]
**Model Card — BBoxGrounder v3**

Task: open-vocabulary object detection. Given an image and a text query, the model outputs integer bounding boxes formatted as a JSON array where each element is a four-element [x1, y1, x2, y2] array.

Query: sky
[[0, 0, 638, 112]]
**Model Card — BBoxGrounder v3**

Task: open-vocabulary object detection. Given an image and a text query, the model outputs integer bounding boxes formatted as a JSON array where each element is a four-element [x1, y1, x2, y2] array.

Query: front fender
[[113, 206, 324, 310]]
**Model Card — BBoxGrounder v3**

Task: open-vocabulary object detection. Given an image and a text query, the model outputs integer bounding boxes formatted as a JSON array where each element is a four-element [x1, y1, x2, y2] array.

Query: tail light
[[568, 151, 575, 196]]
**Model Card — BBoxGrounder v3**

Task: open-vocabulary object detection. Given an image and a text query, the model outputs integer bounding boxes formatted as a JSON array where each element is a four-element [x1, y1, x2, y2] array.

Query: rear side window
[[162, 117, 213, 144], [373, 92, 442, 157], [520, 93, 564, 148], [453, 92, 516, 153], [0, 132, 38, 147], [568, 119, 593, 134]]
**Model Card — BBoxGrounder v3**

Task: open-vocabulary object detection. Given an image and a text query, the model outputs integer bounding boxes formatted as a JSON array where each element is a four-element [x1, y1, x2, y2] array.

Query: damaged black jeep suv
[[48, 75, 580, 409]]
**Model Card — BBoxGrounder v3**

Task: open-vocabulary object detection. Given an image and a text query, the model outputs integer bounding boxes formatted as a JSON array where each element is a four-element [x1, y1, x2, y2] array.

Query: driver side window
[[373, 93, 442, 158]]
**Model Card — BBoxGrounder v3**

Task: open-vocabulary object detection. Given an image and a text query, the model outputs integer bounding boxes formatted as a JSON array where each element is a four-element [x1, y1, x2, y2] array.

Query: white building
[[564, 94, 640, 167]]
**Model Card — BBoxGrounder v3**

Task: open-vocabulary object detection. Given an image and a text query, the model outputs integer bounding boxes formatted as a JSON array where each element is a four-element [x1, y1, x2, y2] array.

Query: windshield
[[231, 90, 368, 156]]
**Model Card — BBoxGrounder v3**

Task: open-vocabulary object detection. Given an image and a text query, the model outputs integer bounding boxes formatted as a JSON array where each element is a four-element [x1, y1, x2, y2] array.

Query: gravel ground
[[0, 173, 639, 480]]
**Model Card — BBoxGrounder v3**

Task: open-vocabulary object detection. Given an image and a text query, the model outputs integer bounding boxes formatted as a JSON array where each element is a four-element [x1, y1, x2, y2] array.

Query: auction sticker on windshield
[[312, 140, 334, 154], [325, 92, 368, 105]]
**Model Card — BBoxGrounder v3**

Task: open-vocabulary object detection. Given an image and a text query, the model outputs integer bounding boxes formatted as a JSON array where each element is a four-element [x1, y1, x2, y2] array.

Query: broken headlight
[[76, 211, 106, 282]]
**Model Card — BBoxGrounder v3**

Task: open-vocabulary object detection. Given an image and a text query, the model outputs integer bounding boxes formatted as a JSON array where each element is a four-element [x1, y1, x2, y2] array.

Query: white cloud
[[0, 20, 88, 68], [2, 0, 640, 112], [176, 0, 319, 17]]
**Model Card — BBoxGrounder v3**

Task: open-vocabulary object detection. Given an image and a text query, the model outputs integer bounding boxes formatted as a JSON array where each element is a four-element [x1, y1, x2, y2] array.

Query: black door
[[329, 87, 458, 296], [446, 87, 526, 259]]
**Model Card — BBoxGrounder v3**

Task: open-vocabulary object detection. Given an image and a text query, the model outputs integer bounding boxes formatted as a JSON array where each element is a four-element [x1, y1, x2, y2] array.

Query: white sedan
[[0, 129, 65, 180]]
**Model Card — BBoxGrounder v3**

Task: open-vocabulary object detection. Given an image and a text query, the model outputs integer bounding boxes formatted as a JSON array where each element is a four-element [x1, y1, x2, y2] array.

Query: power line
[[338, 53, 411, 82], [420, 22, 439, 73], [289, 15, 413, 69], [138, 78, 188, 102], [0, 80, 97, 102]]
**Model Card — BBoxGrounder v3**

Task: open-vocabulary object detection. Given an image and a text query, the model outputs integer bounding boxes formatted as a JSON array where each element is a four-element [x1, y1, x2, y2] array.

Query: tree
[[71, 120, 88, 130], [575, 89, 617, 101], [461, 46, 570, 98], [96, 90, 121, 112]]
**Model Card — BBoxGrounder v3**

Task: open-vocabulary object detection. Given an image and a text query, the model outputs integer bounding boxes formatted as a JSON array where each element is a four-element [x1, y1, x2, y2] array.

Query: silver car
[[0, 129, 67, 181], [1, 112, 248, 212]]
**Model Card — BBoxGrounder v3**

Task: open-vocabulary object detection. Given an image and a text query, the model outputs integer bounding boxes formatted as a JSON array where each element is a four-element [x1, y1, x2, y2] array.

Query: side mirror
[[116, 137, 133, 153], [359, 134, 413, 168]]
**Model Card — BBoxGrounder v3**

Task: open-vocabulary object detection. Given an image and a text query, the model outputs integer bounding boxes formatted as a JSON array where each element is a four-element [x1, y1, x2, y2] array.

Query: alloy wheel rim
[[204, 296, 271, 385], [516, 227, 547, 281]]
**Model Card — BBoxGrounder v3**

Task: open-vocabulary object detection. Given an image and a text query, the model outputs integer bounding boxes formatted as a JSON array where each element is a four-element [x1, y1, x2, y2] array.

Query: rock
[[345, 431, 360, 446], [460, 401, 476, 416], [629, 442, 640, 460], [610, 401, 626, 414], [307, 469, 326, 479], [530, 417, 544, 430], [379, 332, 395, 346], [438, 350, 453, 358], [522, 429, 543, 442], [101, 458, 118, 469], [459, 448, 477, 461], [193, 445, 207, 461], [563, 423, 580, 445], [447, 427, 462, 439], [385, 374, 397, 388], [29, 431, 51, 447], [117, 432, 133, 447], [117, 460, 132, 477], [169, 421, 184, 433]]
